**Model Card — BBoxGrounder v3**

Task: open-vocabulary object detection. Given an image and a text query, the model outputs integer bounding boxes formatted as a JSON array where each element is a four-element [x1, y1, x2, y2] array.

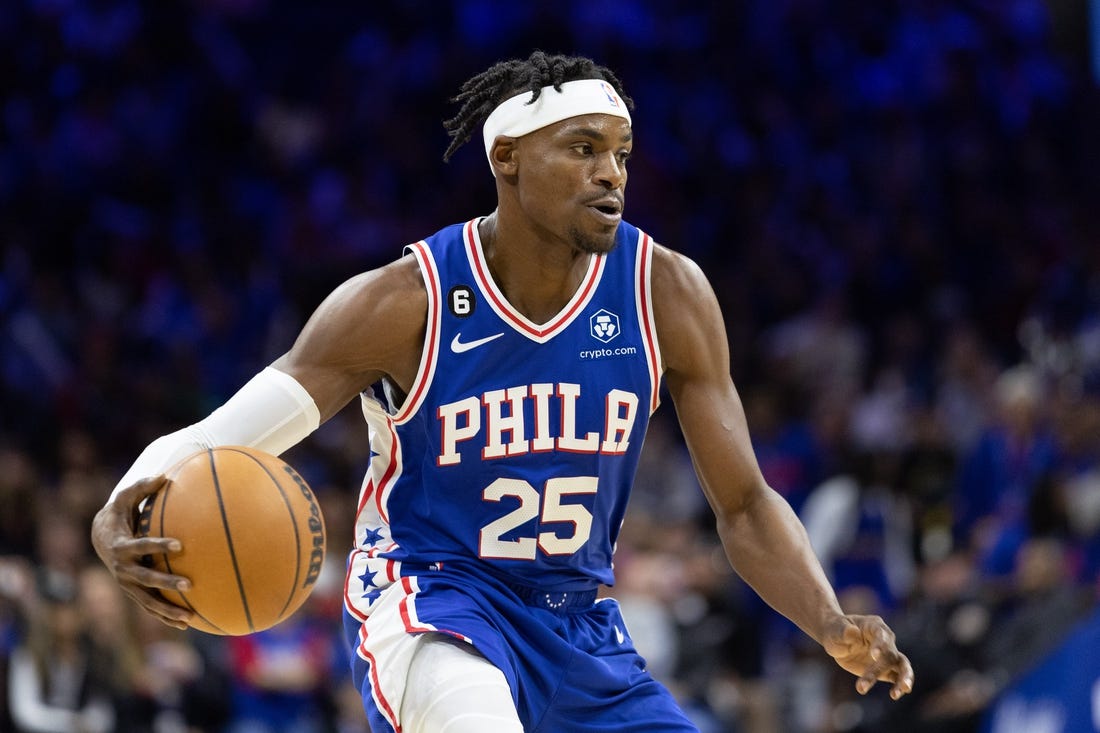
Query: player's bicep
[[274, 256, 427, 421], [669, 372, 764, 518], [652, 247, 767, 518]]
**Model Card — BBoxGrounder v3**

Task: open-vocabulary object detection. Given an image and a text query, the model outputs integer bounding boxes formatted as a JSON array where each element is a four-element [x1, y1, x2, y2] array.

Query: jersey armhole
[[634, 230, 663, 415], [391, 241, 442, 423]]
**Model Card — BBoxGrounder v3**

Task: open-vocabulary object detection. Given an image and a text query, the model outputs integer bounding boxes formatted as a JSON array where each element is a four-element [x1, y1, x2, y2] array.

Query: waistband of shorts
[[503, 581, 598, 613]]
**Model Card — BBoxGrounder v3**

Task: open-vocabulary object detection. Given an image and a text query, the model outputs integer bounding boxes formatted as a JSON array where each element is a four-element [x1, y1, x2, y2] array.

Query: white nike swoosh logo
[[450, 332, 504, 353], [614, 626, 625, 644]]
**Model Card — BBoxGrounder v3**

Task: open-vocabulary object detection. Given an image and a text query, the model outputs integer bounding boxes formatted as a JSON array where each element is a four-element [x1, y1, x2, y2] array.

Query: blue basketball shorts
[[342, 562, 698, 732]]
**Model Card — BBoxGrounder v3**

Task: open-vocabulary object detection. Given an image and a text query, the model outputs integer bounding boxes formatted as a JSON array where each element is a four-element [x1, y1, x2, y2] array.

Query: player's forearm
[[717, 485, 845, 645]]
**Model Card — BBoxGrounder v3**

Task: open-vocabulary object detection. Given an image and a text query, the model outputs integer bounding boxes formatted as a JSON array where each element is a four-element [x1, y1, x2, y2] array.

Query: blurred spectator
[[897, 405, 959, 565], [224, 608, 340, 733], [29, 511, 87, 619], [6, 573, 114, 733], [762, 290, 868, 408], [861, 550, 992, 733], [953, 365, 1061, 580], [1061, 467, 1100, 585], [865, 537, 1093, 733], [980, 536, 1092, 687], [743, 381, 826, 517], [671, 538, 777, 733], [802, 447, 916, 613], [78, 564, 232, 733], [934, 324, 999, 455], [629, 409, 708, 525], [0, 448, 40, 558], [0, 557, 35, 733]]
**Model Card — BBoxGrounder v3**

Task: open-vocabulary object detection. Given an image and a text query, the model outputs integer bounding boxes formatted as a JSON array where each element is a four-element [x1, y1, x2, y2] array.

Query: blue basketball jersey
[[343, 218, 662, 617]]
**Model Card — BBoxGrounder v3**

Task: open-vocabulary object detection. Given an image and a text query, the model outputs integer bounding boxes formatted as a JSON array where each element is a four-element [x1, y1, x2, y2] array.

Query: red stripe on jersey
[[464, 219, 605, 339], [343, 549, 368, 622], [366, 542, 396, 559], [394, 242, 440, 422], [356, 478, 375, 516], [356, 627, 401, 731], [399, 577, 433, 633], [373, 419, 399, 524], [638, 233, 661, 413]]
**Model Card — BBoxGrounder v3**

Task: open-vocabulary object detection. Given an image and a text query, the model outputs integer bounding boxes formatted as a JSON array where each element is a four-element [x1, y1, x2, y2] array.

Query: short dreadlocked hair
[[442, 50, 634, 162]]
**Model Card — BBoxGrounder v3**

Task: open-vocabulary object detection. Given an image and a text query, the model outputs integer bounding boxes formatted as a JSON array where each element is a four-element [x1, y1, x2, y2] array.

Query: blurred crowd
[[1, 1, 1099, 731]]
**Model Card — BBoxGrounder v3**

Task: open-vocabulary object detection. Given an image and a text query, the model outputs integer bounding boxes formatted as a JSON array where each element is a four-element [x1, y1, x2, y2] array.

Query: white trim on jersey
[[395, 241, 443, 424], [463, 219, 606, 343], [353, 621, 401, 731], [345, 397, 405, 622], [364, 400, 404, 525], [634, 231, 663, 414]]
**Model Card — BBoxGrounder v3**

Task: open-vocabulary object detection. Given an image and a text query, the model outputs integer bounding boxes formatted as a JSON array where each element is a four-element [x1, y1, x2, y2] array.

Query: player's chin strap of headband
[[482, 78, 632, 176]]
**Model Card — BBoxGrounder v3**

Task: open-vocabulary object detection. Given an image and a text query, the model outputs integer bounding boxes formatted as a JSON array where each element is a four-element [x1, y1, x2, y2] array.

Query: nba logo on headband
[[599, 82, 621, 108], [481, 79, 633, 175]]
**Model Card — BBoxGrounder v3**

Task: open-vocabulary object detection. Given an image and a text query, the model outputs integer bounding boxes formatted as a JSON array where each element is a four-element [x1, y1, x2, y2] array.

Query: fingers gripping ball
[[138, 446, 326, 635]]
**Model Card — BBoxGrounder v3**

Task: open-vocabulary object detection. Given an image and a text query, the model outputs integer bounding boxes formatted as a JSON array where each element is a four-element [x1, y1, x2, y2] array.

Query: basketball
[[138, 446, 326, 635]]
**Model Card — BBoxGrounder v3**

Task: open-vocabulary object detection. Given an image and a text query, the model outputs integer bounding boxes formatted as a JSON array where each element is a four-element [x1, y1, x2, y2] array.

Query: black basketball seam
[[158, 476, 228, 635], [210, 448, 255, 633], [225, 447, 304, 623]]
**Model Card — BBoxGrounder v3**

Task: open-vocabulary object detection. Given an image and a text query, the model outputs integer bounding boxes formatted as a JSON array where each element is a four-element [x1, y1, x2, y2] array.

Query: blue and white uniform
[[342, 218, 695, 731]]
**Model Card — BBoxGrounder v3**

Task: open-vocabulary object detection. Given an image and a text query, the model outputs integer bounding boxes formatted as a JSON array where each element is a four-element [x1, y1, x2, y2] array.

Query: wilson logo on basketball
[[284, 464, 326, 589]]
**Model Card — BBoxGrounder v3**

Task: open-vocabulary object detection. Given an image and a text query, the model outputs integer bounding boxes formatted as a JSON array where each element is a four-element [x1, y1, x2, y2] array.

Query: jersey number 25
[[478, 476, 598, 560]]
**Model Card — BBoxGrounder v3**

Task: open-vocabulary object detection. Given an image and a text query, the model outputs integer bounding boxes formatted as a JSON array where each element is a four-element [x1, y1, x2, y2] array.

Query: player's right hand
[[90, 476, 194, 630]]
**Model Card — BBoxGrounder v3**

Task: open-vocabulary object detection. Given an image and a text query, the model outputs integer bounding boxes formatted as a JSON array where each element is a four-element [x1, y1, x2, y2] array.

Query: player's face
[[515, 114, 632, 254]]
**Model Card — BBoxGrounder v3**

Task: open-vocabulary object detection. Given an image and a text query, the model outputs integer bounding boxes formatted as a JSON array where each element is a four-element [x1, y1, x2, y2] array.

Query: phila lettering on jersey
[[345, 218, 663, 622]]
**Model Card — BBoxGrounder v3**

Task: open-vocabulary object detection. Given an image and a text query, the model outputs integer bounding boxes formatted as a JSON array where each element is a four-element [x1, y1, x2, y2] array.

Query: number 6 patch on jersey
[[448, 285, 475, 317]]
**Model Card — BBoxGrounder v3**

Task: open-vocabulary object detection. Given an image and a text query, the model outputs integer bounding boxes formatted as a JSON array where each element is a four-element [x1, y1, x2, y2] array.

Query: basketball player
[[92, 52, 913, 731]]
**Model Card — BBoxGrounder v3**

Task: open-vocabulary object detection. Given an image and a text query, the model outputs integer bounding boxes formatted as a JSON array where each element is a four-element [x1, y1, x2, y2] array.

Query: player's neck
[[477, 212, 593, 324]]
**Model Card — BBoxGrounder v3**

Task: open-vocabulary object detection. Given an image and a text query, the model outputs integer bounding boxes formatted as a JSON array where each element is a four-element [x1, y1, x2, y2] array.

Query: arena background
[[1, 2, 1099, 732]]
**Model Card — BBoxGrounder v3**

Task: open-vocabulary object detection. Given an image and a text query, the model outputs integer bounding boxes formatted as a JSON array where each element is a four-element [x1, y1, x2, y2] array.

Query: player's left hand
[[821, 614, 914, 700]]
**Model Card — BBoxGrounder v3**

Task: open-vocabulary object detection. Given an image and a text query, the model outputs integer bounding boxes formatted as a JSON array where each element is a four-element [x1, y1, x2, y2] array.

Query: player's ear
[[489, 137, 518, 178]]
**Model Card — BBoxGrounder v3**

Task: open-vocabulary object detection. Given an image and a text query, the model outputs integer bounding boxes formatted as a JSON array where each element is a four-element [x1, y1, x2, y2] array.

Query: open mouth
[[588, 205, 622, 225], [586, 197, 623, 222]]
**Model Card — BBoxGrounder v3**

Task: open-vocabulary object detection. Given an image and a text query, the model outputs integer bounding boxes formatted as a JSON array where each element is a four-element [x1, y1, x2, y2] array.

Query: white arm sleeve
[[108, 366, 321, 503]]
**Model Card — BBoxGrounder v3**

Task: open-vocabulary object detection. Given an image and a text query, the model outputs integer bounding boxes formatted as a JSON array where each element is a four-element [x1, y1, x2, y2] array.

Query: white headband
[[482, 79, 631, 173]]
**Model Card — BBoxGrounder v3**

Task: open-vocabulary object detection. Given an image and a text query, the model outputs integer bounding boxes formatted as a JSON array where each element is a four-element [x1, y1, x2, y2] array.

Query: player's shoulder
[[647, 238, 712, 303], [643, 238, 726, 372], [311, 250, 427, 336], [416, 219, 475, 255], [335, 218, 476, 313], [335, 251, 424, 300], [424, 219, 471, 241]]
